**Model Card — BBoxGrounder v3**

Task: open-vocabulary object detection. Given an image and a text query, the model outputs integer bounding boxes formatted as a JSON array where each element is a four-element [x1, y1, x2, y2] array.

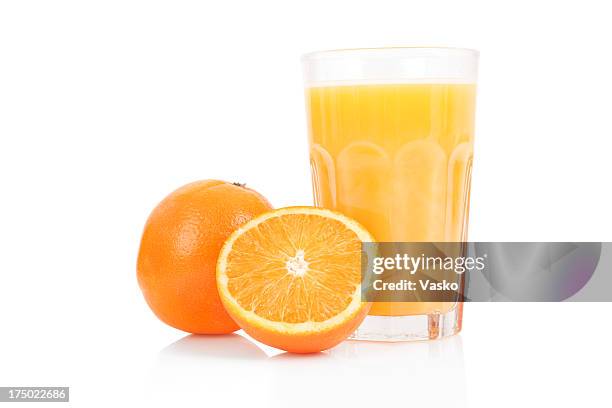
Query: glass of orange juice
[[302, 48, 478, 341]]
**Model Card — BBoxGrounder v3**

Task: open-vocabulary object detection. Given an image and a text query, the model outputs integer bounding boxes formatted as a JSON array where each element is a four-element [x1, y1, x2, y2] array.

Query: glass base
[[350, 306, 462, 342]]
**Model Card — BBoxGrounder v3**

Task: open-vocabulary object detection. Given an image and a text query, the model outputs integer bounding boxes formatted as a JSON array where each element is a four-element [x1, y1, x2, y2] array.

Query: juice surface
[[306, 83, 476, 316]]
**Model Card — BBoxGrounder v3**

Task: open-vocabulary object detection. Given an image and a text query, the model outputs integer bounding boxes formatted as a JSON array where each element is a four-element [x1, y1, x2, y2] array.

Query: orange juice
[[306, 83, 476, 316]]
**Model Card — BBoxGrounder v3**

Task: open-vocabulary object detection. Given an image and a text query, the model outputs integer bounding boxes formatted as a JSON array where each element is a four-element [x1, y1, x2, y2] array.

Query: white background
[[1, 1, 611, 407]]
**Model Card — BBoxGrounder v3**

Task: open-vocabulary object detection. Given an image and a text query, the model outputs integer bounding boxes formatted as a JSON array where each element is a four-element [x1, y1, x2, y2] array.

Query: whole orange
[[137, 180, 273, 334]]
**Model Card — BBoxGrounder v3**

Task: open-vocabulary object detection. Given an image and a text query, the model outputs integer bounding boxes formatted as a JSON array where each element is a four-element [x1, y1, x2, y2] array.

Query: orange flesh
[[224, 213, 362, 323]]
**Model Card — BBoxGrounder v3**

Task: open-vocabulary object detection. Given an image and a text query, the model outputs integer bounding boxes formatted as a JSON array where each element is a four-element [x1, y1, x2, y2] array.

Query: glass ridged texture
[[302, 48, 478, 341]]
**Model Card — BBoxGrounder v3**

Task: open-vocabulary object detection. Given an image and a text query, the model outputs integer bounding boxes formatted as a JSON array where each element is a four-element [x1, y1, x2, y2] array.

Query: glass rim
[[302, 46, 479, 86], [301, 46, 479, 62]]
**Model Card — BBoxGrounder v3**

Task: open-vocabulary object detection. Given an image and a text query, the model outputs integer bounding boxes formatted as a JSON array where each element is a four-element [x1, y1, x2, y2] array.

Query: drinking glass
[[302, 47, 478, 341]]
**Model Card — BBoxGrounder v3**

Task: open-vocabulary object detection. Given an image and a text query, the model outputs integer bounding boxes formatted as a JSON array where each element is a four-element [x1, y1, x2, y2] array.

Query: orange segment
[[216, 207, 374, 353]]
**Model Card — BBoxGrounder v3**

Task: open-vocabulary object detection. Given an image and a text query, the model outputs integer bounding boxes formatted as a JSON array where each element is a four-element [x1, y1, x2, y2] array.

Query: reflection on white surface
[[148, 333, 466, 408], [148, 333, 269, 407], [269, 336, 466, 408]]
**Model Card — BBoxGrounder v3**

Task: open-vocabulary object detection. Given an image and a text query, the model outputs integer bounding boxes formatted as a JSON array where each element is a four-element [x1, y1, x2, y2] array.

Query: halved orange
[[216, 206, 374, 353]]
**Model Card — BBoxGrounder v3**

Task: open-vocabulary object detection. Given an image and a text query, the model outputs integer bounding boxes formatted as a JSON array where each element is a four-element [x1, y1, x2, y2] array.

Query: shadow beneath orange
[[159, 333, 267, 361]]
